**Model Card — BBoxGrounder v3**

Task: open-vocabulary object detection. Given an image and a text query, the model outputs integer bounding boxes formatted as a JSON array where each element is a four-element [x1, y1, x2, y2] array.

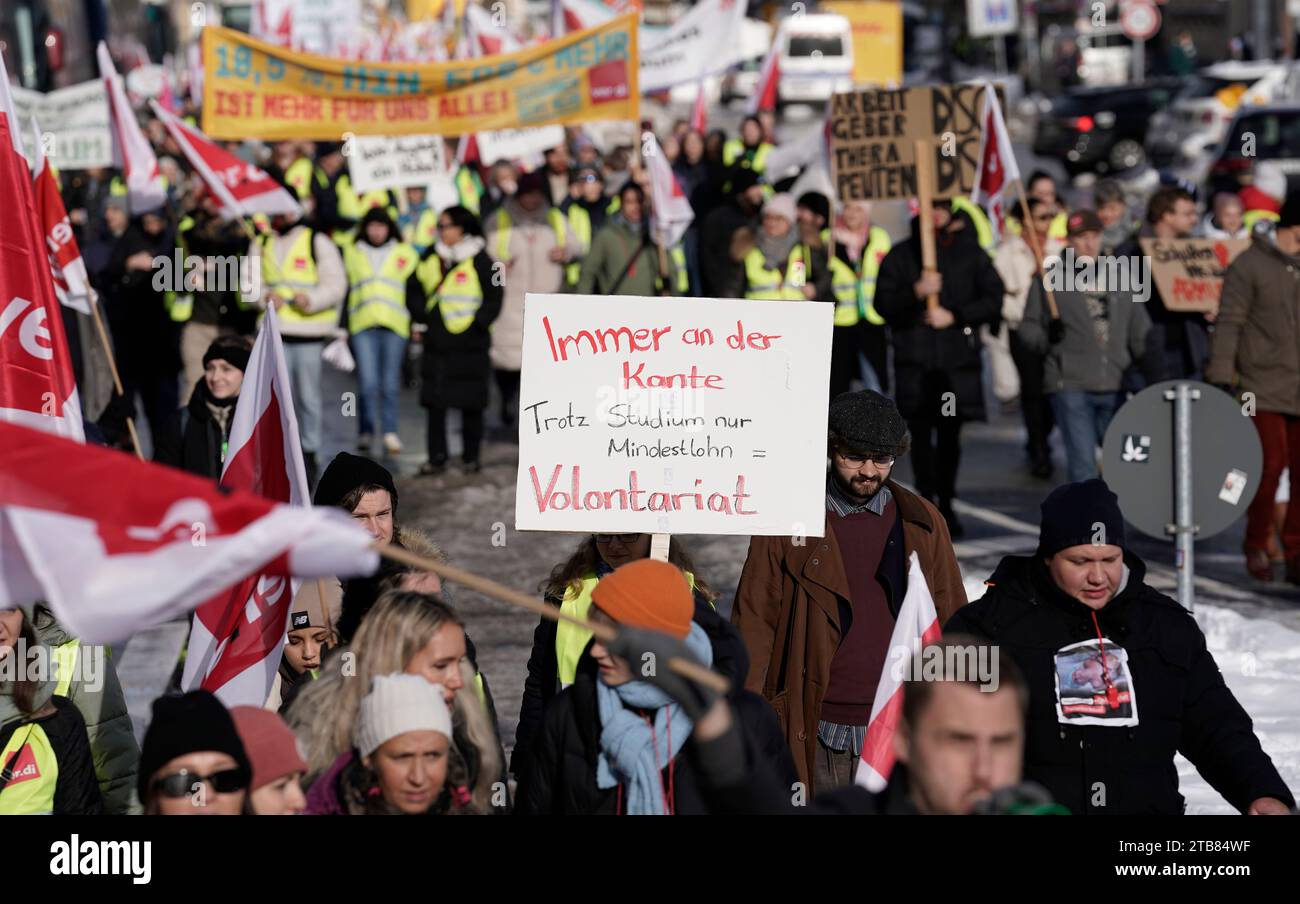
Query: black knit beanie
[[827, 390, 910, 457], [1036, 479, 1127, 557], [313, 452, 399, 514], [203, 338, 251, 374], [138, 691, 252, 803]]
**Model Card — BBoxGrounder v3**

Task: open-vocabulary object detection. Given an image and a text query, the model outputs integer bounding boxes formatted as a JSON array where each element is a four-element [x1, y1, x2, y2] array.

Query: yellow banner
[[201, 16, 640, 140], [822, 0, 903, 87]]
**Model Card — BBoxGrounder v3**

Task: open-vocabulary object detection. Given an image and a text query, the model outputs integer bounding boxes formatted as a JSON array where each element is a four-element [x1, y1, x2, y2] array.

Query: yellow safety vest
[[285, 157, 327, 201], [744, 247, 802, 300], [429, 256, 483, 334], [951, 196, 996, 257], [0, 721, 59, 815], [256, 229, 339, 328], [333, 175, 398, 246], [406, 208, 438, 253], [854, 226, 892, 327], [493, 207, 568, 263], [723, 139, 774, 174], [455, 167, 484, 216], [1243, 208, 1280, 230], [564, 205, 592, 288], [166, 215, 197, 323], [1007, 211, 1068, 242], [52, 640, 80, 698], [344, 242, 419, 339], [555, 571, 700, 687], [670, 244, 688, 295]]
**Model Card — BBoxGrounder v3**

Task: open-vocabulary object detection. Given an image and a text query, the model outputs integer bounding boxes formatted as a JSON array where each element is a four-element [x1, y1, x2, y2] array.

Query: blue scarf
[[595, 623, 713, 815]]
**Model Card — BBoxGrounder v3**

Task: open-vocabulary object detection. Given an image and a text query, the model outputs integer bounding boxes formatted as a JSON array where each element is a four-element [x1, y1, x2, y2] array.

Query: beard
[[833, 469, 883, 502]]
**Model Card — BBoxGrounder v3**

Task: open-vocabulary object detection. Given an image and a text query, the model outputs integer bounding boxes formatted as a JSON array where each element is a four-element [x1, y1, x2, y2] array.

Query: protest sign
[[11, 81, 112, 169], [1139, 237, 1251, 313], [202, 15, 639, 139], [515, 294, 833, 537], [828, 83, 1001, 202], [348, 134, 448, 193], [476, 125, 566, 164]]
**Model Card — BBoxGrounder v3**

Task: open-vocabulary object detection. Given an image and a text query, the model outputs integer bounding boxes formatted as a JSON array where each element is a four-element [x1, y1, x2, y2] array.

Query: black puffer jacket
[[515, 612, 796, 815], [0, 696, 102, 815], [945, 552, 1295, 815], [873, 211, 1004, 421], [154, 379, 236, 480]]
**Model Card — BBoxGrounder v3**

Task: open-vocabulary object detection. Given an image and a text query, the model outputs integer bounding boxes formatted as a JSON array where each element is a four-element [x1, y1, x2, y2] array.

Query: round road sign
[[1121, 0, 1162, 42]]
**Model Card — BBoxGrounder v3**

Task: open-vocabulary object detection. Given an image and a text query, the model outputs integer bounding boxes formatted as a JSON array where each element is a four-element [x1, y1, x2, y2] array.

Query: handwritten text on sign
[[1139, 238, 1250, 313], [201, 16, 638, 140], [515, 295, 833, 536]]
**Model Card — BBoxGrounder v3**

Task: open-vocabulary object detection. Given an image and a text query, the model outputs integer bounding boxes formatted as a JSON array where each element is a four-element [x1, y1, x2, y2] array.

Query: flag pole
[[374, 541, 729, 694], [1012, 177, 1060, 320], [85, 288, 145, 460], [914, 138, 939, 311]]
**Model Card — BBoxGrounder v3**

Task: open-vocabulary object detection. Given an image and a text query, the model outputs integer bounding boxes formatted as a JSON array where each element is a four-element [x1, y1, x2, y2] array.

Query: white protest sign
[[11, 80, 113, 169], [639, 0, 749, 93], [515, 294, 833, 537], [348, 135, 447, 193], [126, 64, 165, 101], [476, 126, 567, 165]]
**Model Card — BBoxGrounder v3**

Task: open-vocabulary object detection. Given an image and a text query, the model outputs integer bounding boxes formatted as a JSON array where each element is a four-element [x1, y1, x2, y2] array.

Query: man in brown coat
[[732, 390, 967, 797], [1205, 194, 1300, 583]]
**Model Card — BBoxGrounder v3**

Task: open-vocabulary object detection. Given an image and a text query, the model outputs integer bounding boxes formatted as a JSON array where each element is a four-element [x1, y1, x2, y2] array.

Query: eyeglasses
[[151, 767, 249, 799], [437, 221, 455, 230], [836, 451, 896, 468], [594, 533, 641, 544]]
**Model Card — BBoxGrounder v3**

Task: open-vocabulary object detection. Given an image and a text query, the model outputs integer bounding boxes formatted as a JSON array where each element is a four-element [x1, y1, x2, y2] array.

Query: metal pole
[[1133, 38, 1145, 84], [1170, 383, 1197, 611], [994, 34, 1008, 76]]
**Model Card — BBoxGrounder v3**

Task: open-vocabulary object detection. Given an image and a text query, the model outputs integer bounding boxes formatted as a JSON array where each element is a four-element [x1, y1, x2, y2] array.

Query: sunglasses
[[151, 767, 249, 799], [837, 452, 896, 467], [594, 533, 640, 544]]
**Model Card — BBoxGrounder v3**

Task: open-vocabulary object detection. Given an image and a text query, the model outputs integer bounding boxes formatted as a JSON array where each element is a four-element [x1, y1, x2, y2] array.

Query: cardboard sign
[[829, 83, 1002, 202], [202, 15, 639, 139], [1139, 238, 1250, 312], [515, 294, 833, 536], [11, 80, 113, 170], [348, 134, 448, 193]]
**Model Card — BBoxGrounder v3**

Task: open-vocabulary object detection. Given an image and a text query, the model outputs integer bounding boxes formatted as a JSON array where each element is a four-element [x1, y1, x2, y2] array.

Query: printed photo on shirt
[[1053, 637, 1138, 727]]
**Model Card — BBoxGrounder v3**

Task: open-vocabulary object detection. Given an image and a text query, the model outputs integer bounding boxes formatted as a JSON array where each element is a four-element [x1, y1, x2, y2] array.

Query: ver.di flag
[[0, 418, 377, 643], [746, 31, 780, 116], [30, 117, 94, 315], [970, 82, 1021, 244], [855, 552, 942, 792], [97, 42, 167, 213], [644, 131, 693, 247], [182, 305, 316, 706]]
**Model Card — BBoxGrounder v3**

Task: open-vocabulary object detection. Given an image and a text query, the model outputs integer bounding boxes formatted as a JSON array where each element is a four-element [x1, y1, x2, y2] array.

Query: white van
[[777, 13, 855, 107]]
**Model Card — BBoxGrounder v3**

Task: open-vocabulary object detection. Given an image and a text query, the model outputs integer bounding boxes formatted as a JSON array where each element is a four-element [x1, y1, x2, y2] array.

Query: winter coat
[[0, 695, 102, 815], [514, 615, 798, 815], [485, 199, 583, 371], [873, 213, 1005, 420], [182, 211, 258, 331], [993, 233, 1064, 330], [730, 481, 967, 796], [31, 607, 141, 814], [1205, 236, 1300, 416], [153, 378, 237, 480], [105, 219, 181, 380], [1018, 280, 1151, 394], [407, 245, 503, 410], [510, 586, 744, 785], [1116, 232, 1210, 381], [699, 202, 757, 298], [945, 552, 1296, 815], [575, 216, 676, 297]]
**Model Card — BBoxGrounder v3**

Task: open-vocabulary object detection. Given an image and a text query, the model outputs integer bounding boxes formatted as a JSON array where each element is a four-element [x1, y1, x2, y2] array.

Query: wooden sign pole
[[1012, 178, 1061, 320], [914, 138, 939, 312]]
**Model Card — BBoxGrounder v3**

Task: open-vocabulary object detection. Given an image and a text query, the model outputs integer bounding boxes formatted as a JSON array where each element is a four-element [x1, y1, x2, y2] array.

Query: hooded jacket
[[945, 552, 1295, 815]]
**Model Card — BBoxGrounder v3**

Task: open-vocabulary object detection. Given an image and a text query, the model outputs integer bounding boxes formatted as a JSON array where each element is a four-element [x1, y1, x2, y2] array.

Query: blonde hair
[[287, 591, 501, 809]]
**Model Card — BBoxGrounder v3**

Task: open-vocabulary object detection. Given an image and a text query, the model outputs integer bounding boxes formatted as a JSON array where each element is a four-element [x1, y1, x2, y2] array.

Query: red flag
[[152, 102, 300, 220], [30, 118, 94, 316], [0, 418, 376, 642], [747, 39, 780, 116], [183, 306, 317, 705], [690, 81, 708, 134], [0, 112, 83, 441], [855, 552, 942, 792], [970, 83, 1021, 245], [98, 42, 166, 213]]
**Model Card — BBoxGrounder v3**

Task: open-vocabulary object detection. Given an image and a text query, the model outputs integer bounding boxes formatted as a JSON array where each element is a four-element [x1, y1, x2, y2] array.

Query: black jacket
[[1115, 234, 1210, 382], [945, 552, 1295, 815], [515, 610, 796, 815], [407, 249, 503, 410], [510, 587, 742, 782], [105, 219, 181, 380], [873, 212, 1004, 420], [154, 379, 235, 480], [0, 696, 103, 815]]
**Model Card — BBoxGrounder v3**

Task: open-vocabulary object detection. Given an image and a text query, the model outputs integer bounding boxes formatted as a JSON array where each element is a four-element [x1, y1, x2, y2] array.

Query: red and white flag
[[970, 83, 1020, 245], [855, 552, 943, 793], [690, 81, 708, 134], [98, 42, 167, 213], [181, 306, 320, 706], [151, 101, 300, 221], [30, 117, 94, 316], [466, 3, 524, 56], [746, 37, 780, 116], [0, 416, 377, 644], [644, 132, 694, 247], [0, 110, 83, 441]]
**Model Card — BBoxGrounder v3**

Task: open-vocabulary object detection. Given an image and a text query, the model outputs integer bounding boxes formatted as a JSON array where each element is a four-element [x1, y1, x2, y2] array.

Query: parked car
[[1033, 80, 1183, 176], [1207, 104, 1300, 197], [1147, 61, 1299, 168], [775, 13, 854, 108]]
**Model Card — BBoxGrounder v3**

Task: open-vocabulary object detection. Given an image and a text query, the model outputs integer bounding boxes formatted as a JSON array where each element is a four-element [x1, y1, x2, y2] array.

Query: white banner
[[476, 125, 566, 166], [293, 0, 365, 56], [515, 294, 834, 537], [11, 81, 113, 170], [639, 0, 750, 93], [348, 134, 448, 194]]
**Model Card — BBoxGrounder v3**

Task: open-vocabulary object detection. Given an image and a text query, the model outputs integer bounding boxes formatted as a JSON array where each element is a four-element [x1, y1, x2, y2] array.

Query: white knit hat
[[354, 674, 452, 758]]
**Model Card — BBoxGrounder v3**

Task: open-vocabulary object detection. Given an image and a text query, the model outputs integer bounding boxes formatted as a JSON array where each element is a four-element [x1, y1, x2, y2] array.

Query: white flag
[[97, 42, 167, 213], [970, 83, 1021, 244], [645, 132, 694, 248]]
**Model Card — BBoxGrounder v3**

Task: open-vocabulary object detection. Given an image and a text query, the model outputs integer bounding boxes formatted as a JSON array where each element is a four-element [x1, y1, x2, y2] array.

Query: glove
[[1048, 317, 1066, 345], [605, 626, 722, 722]]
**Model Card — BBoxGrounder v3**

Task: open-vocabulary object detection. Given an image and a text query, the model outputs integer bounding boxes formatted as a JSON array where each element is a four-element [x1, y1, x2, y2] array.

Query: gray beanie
[[828, 390, 910, 456], [354, 674, 451, 758]]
